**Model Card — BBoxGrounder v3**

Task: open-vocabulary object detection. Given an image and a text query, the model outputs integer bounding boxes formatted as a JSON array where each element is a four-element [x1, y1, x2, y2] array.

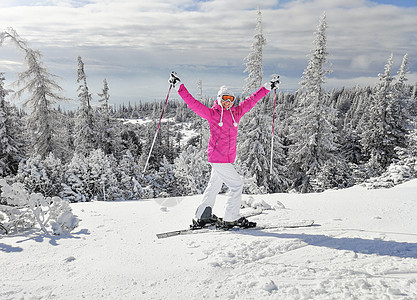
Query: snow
[[1, 180, 417, 299]]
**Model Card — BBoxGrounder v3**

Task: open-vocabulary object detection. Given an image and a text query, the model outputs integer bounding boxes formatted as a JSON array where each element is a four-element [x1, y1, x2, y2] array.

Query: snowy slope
[[1, 180, 417, 299]]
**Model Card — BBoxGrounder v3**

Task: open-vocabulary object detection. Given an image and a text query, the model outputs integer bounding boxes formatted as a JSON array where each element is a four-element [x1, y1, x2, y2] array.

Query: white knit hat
[[216, 85, 235, 106], [216, 85, 237, 127]]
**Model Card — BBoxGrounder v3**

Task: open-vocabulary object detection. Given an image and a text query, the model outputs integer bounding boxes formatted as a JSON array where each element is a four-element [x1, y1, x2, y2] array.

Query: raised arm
[[169, 72, 211, 119], [237, 75, 280, 116]]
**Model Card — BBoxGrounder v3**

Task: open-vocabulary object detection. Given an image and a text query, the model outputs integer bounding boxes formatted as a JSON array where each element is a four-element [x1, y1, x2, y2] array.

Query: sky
[[1, 0, 417, 108]]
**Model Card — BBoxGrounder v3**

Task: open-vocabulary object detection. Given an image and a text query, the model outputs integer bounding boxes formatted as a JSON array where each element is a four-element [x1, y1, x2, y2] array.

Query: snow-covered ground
[[1, 180, 417, 299]]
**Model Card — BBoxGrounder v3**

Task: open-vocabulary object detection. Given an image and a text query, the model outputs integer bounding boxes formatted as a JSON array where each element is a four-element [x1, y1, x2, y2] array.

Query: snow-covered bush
[[241, 195, 273, 211], [364, 141, 417, 189], [0, 179, 79, 235], [48, 197, 80, 235], [364, 160, 417, 189], [14, 153, 63, 197], [60, 152, 90, 202]]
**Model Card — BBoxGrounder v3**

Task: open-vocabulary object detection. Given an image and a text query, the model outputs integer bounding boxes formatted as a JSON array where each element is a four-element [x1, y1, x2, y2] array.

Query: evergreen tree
[[287, 13, 342, 192], [74, 56, 96, 156], [97, 78, 121, 157], [60, 152, 90, 202], [341, 87, 372, 168], [0, 72, 23, 176], [87, 149, 120, 201], [120, 124, 143, 159], [243, 8, 266, 97], [394, 54, 415, 116], [153, 156, 176, 197], [361, 54, 409, 175], [237, 100, 271, 194], [117, 150, 145, 200], [2, 28, 67, 159]]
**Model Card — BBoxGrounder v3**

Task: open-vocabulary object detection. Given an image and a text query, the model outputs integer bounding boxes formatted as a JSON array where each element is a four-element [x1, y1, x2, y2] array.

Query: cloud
[[0, 0, 416, 105]]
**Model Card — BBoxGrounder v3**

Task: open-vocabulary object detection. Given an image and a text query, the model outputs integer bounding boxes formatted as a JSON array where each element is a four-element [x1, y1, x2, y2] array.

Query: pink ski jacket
[[177, 84, 270, 163]]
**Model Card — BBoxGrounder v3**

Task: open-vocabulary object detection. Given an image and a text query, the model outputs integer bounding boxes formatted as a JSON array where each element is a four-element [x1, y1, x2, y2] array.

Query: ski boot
[[190, 207, 219, 229]]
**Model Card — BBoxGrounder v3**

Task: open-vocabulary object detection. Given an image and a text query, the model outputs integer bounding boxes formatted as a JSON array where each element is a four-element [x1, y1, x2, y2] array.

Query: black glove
[[265, 75, 280, 90], [169, 72, 181, 90]]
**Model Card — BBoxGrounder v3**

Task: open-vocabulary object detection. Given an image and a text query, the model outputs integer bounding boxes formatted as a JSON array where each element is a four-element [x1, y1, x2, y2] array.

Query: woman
[[169, 72, 279, 229]]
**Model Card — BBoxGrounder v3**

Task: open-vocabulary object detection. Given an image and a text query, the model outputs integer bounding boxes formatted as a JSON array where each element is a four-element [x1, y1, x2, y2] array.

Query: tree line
[[1, 13, 417, 205]]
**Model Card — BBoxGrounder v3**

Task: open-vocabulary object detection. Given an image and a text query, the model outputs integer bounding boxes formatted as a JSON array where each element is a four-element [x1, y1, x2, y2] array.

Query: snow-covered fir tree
[[2, 28, 67, 159], [287, 13, 343, 192], [237, 99, 273, 194], [60, 152, 90, 202], [117, 150, 146, 200], [74, 56, 97, 156], [243, 8, 266, 97], [97, 78, 122, 158], [153, 156, 176, 197], [361, 54, 409, 175], [394, 54, 416, 116], [120, 124, 143, 159], [0, 72, 23, 176], [87, 149, 121, 201]]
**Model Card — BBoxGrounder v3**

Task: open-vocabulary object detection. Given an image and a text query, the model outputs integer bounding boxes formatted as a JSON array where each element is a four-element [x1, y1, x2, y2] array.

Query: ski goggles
[[221, 95, 235, 103]]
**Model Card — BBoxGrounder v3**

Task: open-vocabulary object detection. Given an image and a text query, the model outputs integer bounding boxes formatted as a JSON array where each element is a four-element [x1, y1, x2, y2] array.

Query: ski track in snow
[[1, 181, 417, 299]]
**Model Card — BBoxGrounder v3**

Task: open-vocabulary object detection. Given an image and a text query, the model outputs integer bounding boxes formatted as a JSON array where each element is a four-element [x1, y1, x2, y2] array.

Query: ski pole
[[143, 84, 172, 173], [270, 88, 277, 175]]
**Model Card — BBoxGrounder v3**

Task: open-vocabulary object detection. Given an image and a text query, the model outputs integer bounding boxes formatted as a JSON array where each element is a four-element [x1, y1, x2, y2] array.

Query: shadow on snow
[[0, 228, 90, 252], [242, 230, 417, 259]]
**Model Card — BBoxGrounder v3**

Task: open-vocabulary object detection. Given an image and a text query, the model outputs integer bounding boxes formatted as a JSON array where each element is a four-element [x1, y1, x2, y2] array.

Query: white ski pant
[[195, 163, 244, 222]]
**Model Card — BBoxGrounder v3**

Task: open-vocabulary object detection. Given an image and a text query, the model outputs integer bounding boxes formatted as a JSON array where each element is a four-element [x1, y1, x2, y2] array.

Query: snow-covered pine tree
[[361, 54, 409, 175], [60, 152, 90, 202], [120, 124, 143, 159], [287, 13, 343, 192], [394, 53, 415, 116], [74, 56, 97, 156], [396, 53, 409, 87], [153, 156, 176, 197], [54, 108, 75, 163], [240, 8, 285, 193], [2, 28, 67, 159], [237, 99, 271, 194], [117, 150, 145, 200], [97, 78, 122, 158], [87, 149, 121, 201], [269, 93, 291, 192], [341, 87, 372, 170], [243, 8, 266, 97], [0, 72, 23, 176]]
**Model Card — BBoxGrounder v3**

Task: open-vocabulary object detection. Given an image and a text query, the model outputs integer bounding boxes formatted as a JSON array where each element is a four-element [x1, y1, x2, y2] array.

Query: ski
[[156, 219, 314, 239]]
